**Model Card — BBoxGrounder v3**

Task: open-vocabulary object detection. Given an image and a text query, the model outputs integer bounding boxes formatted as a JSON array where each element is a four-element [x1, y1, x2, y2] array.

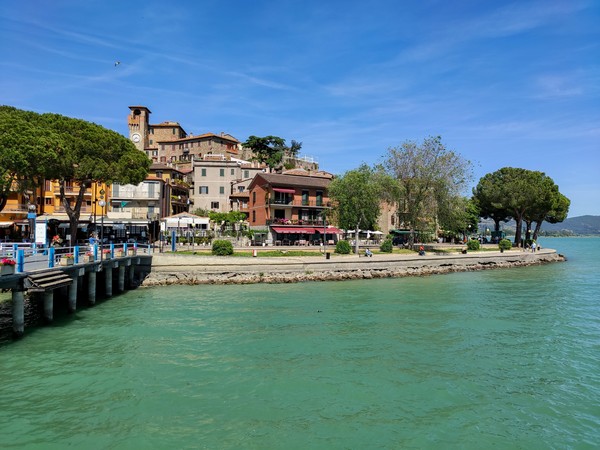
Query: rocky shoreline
[[141, 249, 565, 286]]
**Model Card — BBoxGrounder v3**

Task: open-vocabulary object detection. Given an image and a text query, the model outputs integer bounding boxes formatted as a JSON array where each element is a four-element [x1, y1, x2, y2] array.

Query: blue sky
[[2, 0, 599, 217]]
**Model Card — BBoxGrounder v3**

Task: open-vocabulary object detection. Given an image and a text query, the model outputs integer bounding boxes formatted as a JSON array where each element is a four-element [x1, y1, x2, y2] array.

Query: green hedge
[[380, 239, 393, 253], [498, 239, 512, 251], [466, 239, 480, 251], [212, 240, 234, 256], [335, 240, 351, 254]]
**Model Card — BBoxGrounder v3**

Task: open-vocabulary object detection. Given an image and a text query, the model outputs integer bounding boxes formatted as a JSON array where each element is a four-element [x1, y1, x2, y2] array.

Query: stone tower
[[127, 106, 151, 151]]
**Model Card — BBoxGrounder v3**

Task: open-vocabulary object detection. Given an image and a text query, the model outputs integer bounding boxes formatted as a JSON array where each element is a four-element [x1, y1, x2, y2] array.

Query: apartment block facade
[[247, 172, 340, 245], [192, 156, 264, 213]]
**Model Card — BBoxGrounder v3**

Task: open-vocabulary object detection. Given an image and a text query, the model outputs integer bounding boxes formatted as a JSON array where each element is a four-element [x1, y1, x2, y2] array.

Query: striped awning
[[273, 188, 295, 194], [316, 227, 343, 234], [272, 226, 316, 234]]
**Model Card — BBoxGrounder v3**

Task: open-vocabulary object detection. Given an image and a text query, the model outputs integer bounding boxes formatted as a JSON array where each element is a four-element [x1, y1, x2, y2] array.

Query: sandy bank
[[141, 248, 565, 286]]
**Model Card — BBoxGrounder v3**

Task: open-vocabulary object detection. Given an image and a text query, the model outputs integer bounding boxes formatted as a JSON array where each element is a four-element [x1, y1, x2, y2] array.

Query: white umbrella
[[372, 231, 384, 235]]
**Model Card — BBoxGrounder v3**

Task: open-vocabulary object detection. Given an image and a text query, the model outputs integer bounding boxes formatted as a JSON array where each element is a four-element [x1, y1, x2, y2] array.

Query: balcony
[[267, 218, 325, 226], [54, 206, 94, 214], [108, 207, 154, 220], [53, 187, 92, 196], [171, 195, 190, 205], [1, 204, 28, 214], [268, 198, 330, 208]]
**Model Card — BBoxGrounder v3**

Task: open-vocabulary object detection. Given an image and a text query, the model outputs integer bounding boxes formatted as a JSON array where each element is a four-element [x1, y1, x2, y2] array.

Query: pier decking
[[0, 243, 152, 338]]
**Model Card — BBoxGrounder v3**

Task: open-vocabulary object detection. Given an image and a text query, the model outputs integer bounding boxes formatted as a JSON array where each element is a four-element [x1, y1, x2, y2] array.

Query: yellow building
[[0, 180, 109, 243]]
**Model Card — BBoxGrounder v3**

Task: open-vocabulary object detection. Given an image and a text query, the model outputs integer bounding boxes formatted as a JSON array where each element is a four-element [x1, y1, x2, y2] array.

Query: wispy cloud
[[533, 74, 584, 99]]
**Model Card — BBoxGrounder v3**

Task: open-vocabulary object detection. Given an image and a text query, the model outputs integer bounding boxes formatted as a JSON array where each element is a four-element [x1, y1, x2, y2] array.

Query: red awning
[[272, 226, 316, 234], [315, 227, 343, 234], [273, 188, 295, 194]]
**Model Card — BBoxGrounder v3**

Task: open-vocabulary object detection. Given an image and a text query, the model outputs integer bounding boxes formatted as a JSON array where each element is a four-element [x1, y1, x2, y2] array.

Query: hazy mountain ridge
[[479, 216, 600, 236], [540, 215, 600, 235]]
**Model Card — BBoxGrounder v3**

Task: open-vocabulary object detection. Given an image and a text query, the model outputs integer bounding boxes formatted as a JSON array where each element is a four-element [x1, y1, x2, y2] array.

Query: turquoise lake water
[[0, 238, 598, 449]]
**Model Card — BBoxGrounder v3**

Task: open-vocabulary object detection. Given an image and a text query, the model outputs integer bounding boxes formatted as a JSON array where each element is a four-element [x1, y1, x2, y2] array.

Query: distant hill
[[478, 215, 600, 236], [540, 215, 600, 235]]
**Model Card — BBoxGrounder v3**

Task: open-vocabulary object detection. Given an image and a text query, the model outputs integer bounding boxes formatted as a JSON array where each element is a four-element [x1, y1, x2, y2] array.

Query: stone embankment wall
[[142, 249, 565, 286]]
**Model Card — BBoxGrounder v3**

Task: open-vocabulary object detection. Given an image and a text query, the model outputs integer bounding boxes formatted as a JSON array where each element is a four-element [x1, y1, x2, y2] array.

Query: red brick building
[[247, 171, 341, 245]]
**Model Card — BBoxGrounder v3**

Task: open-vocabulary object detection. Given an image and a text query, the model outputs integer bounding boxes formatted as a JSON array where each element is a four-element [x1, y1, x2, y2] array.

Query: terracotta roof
[[282, 168, 333, 179], [129, 105, 152, 113], [150, 162, 185, 174], [176, 132, 240, 143], [249, 172, 331, 190], [151, 121, 183, 127]]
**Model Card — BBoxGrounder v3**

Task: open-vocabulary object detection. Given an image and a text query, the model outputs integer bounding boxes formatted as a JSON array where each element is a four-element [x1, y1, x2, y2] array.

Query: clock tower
[[127, 106, 151, 151]]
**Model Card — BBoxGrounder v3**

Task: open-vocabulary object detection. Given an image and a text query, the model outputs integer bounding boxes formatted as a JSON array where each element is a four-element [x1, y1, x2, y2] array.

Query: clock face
[[131, 133, 141, 143]]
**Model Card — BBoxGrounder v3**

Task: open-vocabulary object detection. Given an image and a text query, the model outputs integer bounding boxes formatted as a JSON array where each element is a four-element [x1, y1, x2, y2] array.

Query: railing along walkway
[[0, 242, 152, 274]]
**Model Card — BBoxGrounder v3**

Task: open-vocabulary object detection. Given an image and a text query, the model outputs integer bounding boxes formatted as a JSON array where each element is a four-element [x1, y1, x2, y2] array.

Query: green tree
[[208, 210, 247, 234], [527, 189, 570, 241], [328, 164, 381, 254], [29, 109, 150, 243], [379, 136, 472, 243], [1, 107, 151, 242], [438, 197, 480, 241], [472, 167, 569, 247], [242, 135, 302, 171], [0, 106, 62, 213], [192, 207, 211, 217], [472, 170, 512, 232]]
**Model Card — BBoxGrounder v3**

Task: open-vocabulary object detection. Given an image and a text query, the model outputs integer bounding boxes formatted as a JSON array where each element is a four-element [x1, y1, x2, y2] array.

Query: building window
[[316, 191, 323, 207], [231, 168, 235, 175], [45, 197, 52, 206], [252, 192, 256, 204], [302, 190, 309, 206], [149, 140, 153, 145], [199, 186, 208, 194], [252, 210, 256, 222], [172, 128, 176, 134], [201, 168, 206, 177], [237, 186, 245, 192], [220, 168, 225, 177], [211, 201, 219, 209], [244, 170, 249, 178], [219, 186, 225, 194]]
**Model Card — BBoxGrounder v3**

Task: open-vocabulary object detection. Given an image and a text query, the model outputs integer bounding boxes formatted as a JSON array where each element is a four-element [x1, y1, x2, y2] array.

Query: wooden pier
[[0, 244, 152, 338]]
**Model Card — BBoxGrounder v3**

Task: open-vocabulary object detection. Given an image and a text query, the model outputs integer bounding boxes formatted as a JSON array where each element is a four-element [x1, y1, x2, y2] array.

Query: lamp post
[[93, 185, 97, 231], [27, 203, 37, 242], [99, 188, 105, 258], [321, 210, 328, 257]]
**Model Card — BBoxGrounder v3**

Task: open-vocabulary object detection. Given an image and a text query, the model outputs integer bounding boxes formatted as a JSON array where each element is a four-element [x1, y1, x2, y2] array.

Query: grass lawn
[[174, 248, 418, 257]]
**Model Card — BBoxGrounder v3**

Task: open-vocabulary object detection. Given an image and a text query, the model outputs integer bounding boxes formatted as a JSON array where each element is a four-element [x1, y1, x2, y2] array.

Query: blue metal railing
[[0, 242, 151, 274]]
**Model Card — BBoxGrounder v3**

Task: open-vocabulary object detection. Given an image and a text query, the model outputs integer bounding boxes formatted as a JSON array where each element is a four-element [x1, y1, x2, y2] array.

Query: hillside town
[[0, 106, 396, 248]]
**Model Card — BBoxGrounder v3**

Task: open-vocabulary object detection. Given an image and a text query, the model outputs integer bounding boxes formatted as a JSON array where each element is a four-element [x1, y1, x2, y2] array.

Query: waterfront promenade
[[144, 247, 564, 285]]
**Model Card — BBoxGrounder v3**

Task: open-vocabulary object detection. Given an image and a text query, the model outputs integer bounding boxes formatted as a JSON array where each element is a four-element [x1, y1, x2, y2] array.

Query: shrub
[[212, 240, 234, 256], [380, 239, 393, 253], [335, 240, 351, 254], [498, 239, 512, 251], [466, 239, 480, 251]]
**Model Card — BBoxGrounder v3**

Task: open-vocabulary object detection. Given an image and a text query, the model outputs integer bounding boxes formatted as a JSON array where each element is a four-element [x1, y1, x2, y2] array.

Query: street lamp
[[27, 203, 37, 242], [99, 188, 105, 258], [321, 210, 328, 257]]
